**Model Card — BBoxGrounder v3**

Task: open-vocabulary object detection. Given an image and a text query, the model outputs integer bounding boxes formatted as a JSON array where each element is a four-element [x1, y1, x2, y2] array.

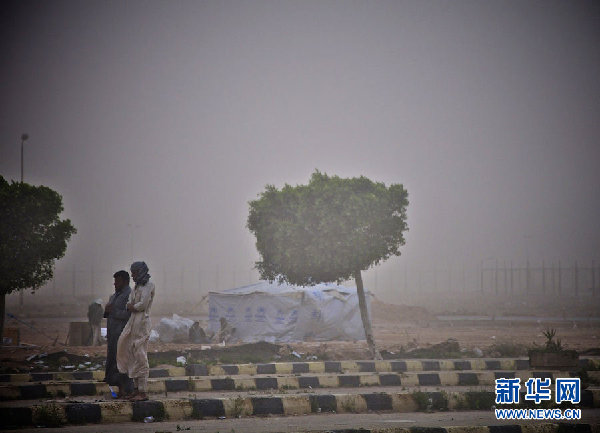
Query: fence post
[[510, 261, 514, 294], [494, 259, 499, 295], [526, 260, 530, 292], [552, 262, 555, 294], [504, 261, 508, 294], [574, 261, 579, 297], [558, 261, 562, 295], [592, 260, 596, 297], [542, 260, 545, 293], [480, 260, 484, 294], [72, 263, 76, 296]]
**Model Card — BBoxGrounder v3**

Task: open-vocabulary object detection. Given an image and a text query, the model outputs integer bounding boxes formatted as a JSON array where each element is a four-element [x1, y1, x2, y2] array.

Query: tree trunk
[[0, 293, 5, 347], [354, 269, 382, 360]]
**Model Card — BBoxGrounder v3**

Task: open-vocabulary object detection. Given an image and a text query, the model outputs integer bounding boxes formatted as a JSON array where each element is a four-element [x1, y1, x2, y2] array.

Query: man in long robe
[[116, 261, 155, 401], [103, 270, 133, 397]]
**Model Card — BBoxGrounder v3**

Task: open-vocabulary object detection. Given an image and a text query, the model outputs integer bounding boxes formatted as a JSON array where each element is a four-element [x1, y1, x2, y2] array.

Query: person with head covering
[[103, 270, 134, 398], [87, 298, 104, 346], [217, 317, 236, 344], [116, 261, 155, 401]]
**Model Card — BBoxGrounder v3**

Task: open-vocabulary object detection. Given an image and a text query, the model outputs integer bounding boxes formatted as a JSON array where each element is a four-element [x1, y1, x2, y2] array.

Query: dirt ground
[[1, 298, 598, 370]]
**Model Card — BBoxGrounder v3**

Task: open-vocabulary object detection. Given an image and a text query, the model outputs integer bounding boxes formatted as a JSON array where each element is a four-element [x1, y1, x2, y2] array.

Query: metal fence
[[8, 259, 599, 307]]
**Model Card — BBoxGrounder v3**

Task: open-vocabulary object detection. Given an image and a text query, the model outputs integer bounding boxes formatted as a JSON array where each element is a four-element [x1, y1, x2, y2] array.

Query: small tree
[[247, 171, 408, 359], [0, 176, 76, 343]]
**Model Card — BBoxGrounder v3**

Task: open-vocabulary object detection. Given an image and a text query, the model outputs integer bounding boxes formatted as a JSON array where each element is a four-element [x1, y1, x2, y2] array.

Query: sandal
[[131, 393, 148, 401], [126, 391, 140, 401]]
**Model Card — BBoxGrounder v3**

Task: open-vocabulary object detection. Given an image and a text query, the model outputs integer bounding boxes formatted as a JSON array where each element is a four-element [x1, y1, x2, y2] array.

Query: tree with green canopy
[[0, 176, 76, 344], [247, 170, 408, 359]]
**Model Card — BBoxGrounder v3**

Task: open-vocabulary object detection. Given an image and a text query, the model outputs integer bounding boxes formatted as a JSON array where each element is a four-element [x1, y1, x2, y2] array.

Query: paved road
[[3, 409, 600, 433]]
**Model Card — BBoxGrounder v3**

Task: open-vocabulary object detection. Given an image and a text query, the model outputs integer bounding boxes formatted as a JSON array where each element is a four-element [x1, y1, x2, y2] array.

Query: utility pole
[[19, 134, 29, 313]]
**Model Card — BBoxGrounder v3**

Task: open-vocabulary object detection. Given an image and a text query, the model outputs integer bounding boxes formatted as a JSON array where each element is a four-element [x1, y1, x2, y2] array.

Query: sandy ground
[[1, 299, 598, 363], [4, 410, 600, 433]]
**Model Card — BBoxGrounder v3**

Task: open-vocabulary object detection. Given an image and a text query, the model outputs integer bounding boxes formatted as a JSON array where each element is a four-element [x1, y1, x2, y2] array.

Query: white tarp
[[155, 314, 194, 343], [208, 281, 370, 343]]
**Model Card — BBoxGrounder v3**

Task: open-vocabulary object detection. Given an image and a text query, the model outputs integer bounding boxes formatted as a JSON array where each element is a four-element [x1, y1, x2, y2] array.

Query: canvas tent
[[208, 281, 371, 343]]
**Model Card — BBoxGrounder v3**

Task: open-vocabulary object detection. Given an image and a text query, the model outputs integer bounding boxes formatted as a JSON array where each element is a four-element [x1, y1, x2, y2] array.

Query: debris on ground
[[156, 314, 194, 343]]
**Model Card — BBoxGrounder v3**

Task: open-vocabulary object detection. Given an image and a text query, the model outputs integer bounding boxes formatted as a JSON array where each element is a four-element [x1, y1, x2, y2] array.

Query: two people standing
[[104, 261, 155, 401]]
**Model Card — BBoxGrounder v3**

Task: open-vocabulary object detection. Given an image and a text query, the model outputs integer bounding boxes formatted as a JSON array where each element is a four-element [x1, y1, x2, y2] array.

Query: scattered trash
[[84, 361, 91, 366], [307, 355, 318, 360], [176, 356, 187, 366], [62, 365, 75, 370], [149, 329, 160, 343], [78, 364, 86, 369], [291, 351, 301, 359], [143, 416, 154, 423], [473, 347, 484, 357], [200, 345, 211, 350], [26, 354, 36, 362], [278, 345, 292, 357], [218, 416, 226, 420], [100, 328, 107, 338], [156, 314, 194, 343], [108, 385, 118, 399]]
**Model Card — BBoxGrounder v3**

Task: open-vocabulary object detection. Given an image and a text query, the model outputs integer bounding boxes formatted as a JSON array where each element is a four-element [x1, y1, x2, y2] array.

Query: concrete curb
[[0, 370, 584, 400], [2, 358, 598, 383], [0, 390, 598, 427]]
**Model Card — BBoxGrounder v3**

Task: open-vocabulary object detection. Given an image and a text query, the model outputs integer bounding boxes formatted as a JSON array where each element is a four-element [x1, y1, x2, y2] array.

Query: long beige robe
[[116, 281, 155, 379]]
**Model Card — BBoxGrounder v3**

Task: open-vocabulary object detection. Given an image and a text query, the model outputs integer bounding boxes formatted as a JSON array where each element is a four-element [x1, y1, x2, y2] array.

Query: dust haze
[[1, 1, 599, 315]]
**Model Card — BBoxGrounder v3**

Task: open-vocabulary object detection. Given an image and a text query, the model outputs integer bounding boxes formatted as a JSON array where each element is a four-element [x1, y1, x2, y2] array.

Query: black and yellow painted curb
[[0, 390, 599, 427], [0, 370, 586, 400], [2, 358, 598, 383]]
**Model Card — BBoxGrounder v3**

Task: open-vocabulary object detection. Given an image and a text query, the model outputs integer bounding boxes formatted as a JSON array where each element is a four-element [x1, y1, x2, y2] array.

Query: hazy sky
[[2, 0, 599, 289]]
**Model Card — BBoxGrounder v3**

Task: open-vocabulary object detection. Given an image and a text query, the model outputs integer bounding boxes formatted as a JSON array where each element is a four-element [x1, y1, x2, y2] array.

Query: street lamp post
[[20, 133, 29, 183], [19, 133, 29, 313]]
